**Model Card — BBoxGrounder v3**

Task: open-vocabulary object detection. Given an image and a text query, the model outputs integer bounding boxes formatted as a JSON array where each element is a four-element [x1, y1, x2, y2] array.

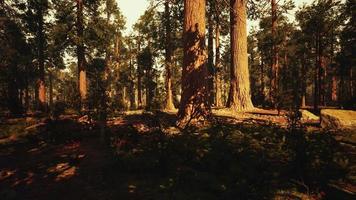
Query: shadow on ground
[[0, 112, 352, 200]]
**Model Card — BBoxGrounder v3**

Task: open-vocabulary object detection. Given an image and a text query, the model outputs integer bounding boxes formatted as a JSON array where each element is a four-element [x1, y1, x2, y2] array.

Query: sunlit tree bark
[[226, 0, 254, 111], [177, 0, 210, 127]]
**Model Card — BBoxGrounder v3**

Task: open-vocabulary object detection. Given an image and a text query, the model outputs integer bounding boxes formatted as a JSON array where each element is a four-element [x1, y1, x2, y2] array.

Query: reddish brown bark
[[226, 0, 254, 111], [177, 0, 210, 127]]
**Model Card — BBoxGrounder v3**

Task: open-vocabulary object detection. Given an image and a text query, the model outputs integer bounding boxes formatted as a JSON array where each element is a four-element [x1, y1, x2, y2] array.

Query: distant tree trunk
[[314, 33, 320, 111], [270, 0, 279, 107], [49, 71, 53, 108], [129, 57, 136, 109], [37, 4, 46, 111], [24, 65, 30, 111], [260, 57, 265, 106], [226, 0, 254, 111], [8, 65, 22, 115], [215, 13, 222, 108], [300, 52, 306, 108], [207, 1, 215, 106], [77, 0, 87, 110], [350, 67, 354, 99], [331, 75, 337, 102], [177, 0, 210, 127], [164, 1, 175, 110], [146, 63, 152, 110], [137, 41, 143, 109]]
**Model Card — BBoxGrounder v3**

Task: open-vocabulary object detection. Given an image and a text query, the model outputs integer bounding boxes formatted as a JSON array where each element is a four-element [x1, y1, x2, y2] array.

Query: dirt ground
[[0, 110, 354, 200]]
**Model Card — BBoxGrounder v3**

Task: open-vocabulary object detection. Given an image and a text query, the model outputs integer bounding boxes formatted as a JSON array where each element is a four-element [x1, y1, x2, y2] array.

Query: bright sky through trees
[[117, 0, 312, 34]]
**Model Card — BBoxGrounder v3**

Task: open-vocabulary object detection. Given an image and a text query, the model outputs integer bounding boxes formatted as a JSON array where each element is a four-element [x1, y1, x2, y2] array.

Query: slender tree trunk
[[77, 0, 87, 110], [164, 1, 175, 110], [207, 1, 215, 106], [146, 64, 152, 110], [226, 0, 254, 111], [215, 14, 222, 107], [177, 0, 210, 127], [8, 65, 22, 115], [25, 65, 29, 111], [270, 0, 279, 107], [49, 71, 53, 108], [314, 34, 320, 111], [137, 41, 143, 109], [350, 67, 354, 99], [260, 57, 265, 106], [331, 75, 337, 102], [129, 57, 136, 109], [301, 52, 306, 108], [37, 4, 46, 111]]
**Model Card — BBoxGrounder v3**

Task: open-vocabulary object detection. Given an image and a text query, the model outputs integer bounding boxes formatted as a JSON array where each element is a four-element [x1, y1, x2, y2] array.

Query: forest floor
[[0, 109, 355, 200]]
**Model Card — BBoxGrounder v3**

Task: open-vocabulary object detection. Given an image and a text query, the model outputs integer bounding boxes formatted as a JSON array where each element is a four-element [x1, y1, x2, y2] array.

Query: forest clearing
[[1, 0, 355, 199]]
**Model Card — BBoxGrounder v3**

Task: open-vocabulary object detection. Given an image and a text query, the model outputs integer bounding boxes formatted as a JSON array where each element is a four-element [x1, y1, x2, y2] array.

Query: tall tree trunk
[[164, 0, 175, 110], [270, 0, 279, 107], [137, 41, 143, 109], [128, 49, 136, 109], [77, 0, 87, 110], [314, 34, 320, 111], [207, 1, 215, 106], [177, 0, 210, 127], [300, 52, 306, 108], [260, 57, 265, 106], [215, 13, 222, 107], [226, 0, 254, 111], [37, 4, 46, 111], [350, 67, 354, 100], [49, 71, 53, 108], [331, 75, 337, 102]]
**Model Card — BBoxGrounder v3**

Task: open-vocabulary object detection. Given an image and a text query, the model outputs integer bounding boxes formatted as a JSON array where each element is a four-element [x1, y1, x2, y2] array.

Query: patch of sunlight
[[132, 123, 150, 133], [12, 171, 34, 186], [0, 169, 17, 181], [47, 162, 77, 181], [162, 126, 180, 135], [128, 184, 137, 193], [55, 166, 76, 181], [273, 189, 315, 200], [47, 162, 71, 173]]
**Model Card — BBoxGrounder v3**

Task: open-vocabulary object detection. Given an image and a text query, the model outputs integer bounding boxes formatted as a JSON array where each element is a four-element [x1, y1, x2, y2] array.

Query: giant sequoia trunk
[[227, 0, 254, 111], [77, 0, 87, 109], [164, 1, 175, 110], [177, 0, 210, 127]]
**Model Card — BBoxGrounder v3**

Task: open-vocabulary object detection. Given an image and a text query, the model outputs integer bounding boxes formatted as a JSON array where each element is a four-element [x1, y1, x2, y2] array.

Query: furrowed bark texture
[[177, 0, 210, 127], [227, 0, 254, 111]]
